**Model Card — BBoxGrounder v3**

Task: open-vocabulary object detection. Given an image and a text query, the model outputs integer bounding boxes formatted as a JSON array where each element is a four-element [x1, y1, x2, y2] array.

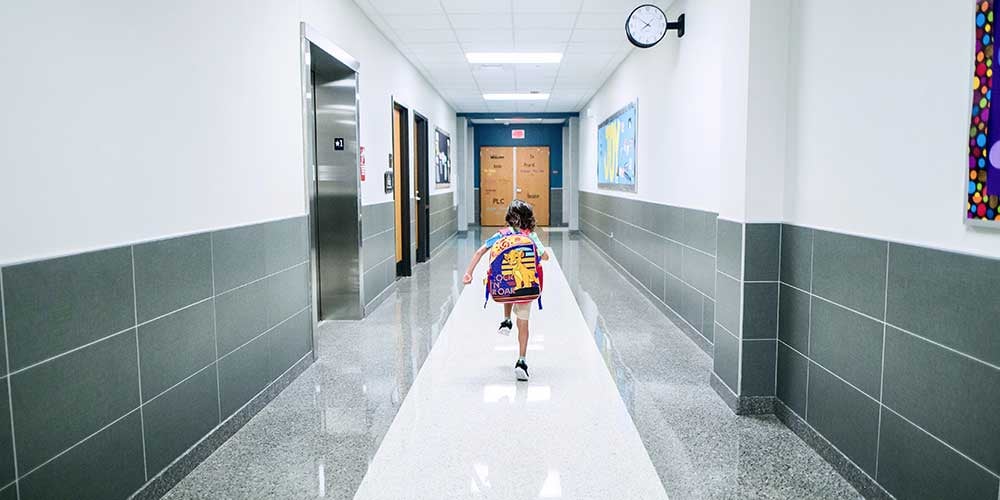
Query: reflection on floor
[[353, 238, 667, 499], [165, 230, 859, 499]]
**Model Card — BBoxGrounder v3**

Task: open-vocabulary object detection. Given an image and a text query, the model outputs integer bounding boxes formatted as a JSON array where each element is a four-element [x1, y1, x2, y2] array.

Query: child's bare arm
[[462, 246, 489, 284], [540, 251, 550, 261]]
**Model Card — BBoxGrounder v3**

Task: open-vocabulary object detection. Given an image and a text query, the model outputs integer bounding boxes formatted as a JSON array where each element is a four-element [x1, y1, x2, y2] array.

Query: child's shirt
[[483, 227, 547, 256]]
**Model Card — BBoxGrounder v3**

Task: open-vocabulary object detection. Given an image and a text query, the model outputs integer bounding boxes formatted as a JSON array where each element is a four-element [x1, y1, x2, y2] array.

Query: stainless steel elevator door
[[312, 60, 362, 320]]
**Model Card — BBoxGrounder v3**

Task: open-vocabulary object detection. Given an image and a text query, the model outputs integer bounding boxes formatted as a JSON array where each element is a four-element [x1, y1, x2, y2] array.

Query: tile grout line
[[874, 241, 890, 479], [7, 327, 133, 377], [773, 224, 784, 397], [780, 280, 1000, 372], [210, 234, 222, 423], [142, 361, 217, 407], [135, 296, 214, 329], [735, 222, 746, 395], [0, 270, 21, 500], [18, 407, 143, 481], [579, 232, 711, 346], [584, 205, 718, 259], [130, 247, 149, 480], [215, 260, 309, 298], [129, 351, 314, 498], [593, 221, 715, 303], [777, 338, 1000, 481], [217, 306, 311, 363], [777, 400, 891, 496], [804, 229, 814, 420]]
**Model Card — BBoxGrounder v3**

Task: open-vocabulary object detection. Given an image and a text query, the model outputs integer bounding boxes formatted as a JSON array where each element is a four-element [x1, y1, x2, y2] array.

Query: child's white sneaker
[[497, 319, 512, 336], [515, 359, 529, 381]]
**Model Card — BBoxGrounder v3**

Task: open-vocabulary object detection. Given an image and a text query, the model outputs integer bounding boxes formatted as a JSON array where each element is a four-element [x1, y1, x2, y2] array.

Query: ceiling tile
[[383, 14, 452, 31], [511, 41, 566, 52], [565, 41, 629, 55], [574, 12, 626, 30], [449, 13, 513, 29], [514, 29, 572, 45], [461, 41, 516, 51], [370, 0, 444, 15], [570, 29, 623, 43], [512, 0, 583, 13], [441, 0, 512, 14], [580, 0, 673, 13], [513, 13, 578, 30], [396, 29, 457, 44], [455, 29, 514, 44]]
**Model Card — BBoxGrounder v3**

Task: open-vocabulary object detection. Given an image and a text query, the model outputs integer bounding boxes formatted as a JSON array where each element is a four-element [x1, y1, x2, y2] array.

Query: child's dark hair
[[505, 199, 536, 231]]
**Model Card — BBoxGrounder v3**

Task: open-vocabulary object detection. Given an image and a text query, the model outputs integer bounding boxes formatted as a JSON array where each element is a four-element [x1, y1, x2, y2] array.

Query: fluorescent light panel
[[483, 93, 550, 101], [466, 52, 562, 64]]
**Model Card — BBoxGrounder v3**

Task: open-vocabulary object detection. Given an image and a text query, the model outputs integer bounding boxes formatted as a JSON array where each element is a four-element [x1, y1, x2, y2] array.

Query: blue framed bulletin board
[[598, 100, 637, 192]]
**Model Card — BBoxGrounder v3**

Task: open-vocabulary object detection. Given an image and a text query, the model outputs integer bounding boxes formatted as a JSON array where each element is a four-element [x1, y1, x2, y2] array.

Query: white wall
[[303, 0, 456, 204], [785, 0, 998, 258], [578, 0, 726, 212], [0, 0, 455, 265]]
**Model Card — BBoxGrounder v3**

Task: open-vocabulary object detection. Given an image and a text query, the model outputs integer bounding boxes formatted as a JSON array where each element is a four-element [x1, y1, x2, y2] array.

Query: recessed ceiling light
[[467, 52, 562, 64], [483, 93, 550, 101]]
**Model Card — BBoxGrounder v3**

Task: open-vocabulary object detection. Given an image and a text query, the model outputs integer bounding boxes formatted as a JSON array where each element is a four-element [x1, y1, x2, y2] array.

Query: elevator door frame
[[300, 23, 364, 355]]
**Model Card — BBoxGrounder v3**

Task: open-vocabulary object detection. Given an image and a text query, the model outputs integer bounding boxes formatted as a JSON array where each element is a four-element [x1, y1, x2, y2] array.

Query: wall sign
[[384, 170, 393, 193], [598, 100, 638, 192], [969, 0, 999, 225], [334, 137, 345, 151], [511, 129, 525, 139]]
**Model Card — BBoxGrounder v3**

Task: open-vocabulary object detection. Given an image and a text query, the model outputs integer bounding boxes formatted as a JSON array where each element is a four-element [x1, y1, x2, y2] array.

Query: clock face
[[626, 4, 667, 48]]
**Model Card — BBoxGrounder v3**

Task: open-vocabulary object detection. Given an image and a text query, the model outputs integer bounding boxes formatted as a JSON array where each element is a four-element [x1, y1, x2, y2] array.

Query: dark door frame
[[393, 102, 412, 277], [413, 112, 431, 262]]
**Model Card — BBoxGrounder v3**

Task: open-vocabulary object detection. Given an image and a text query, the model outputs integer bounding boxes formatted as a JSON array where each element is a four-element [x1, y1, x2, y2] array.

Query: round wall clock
[[626, 4, 668, 48]]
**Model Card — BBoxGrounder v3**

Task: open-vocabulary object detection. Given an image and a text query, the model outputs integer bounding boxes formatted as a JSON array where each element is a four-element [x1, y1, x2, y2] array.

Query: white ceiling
[[353, 0, 674, 113]]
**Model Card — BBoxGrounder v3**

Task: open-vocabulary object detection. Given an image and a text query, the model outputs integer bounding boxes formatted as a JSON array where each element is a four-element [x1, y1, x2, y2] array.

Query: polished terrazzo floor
[[164, 230, 860, 499]]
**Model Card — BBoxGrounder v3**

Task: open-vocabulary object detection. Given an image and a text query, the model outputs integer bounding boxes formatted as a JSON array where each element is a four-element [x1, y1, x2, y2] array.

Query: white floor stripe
[[354, 255, 668, 500]]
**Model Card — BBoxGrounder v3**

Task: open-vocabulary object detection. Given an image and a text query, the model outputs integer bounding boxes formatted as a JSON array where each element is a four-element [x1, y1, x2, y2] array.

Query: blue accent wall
[[473, 124, 564, 188]]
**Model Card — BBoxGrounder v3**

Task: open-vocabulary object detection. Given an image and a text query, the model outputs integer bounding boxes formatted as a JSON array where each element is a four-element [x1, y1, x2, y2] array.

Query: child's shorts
[[512, 302, 532, 320]]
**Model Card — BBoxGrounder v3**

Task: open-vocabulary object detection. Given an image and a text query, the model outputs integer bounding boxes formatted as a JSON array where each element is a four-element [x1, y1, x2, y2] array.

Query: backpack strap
[[537, 296, 543, 310], [484, 278, 489, 309]]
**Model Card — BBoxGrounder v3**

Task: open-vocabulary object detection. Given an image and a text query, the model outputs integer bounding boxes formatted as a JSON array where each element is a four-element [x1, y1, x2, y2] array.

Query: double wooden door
[[479, 146, 550, 226]]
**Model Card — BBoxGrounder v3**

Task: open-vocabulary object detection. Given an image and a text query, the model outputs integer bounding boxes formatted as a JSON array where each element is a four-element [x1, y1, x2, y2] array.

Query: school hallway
[[4, 0, 999, 499], [162, 231, 857, 499]]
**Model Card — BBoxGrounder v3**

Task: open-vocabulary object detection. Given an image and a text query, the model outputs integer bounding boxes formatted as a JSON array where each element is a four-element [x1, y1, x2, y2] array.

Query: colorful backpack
[[483, 229, 543, 309]]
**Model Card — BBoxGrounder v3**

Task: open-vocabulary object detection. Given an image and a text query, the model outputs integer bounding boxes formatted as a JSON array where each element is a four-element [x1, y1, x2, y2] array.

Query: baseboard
[[365, 280, 398, 315], [774, 401, 892, 500], [578, 233, 713, 357], [130, 352, 315, 499], [710, 372, 739, 412]]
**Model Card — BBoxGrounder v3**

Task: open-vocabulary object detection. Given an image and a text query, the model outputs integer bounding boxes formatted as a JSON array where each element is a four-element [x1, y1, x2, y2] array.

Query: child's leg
[[516, 318, 529, 358], [504, 303, 513, 319], [512, 302, 531, 358]]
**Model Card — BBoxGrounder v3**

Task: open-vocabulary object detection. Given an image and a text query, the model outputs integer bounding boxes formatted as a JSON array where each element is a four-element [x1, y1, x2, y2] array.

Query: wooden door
[[393, 108, 403, 264], [515, 147, 550, 226], [480, 147, 514, 226]]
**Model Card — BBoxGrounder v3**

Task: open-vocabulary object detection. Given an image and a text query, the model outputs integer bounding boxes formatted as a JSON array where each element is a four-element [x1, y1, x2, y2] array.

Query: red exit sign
[[511, 129, 525, 139]]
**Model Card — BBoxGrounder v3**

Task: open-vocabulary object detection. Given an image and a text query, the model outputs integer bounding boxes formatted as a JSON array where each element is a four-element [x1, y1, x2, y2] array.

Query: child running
[[462, 200, 549, 381]]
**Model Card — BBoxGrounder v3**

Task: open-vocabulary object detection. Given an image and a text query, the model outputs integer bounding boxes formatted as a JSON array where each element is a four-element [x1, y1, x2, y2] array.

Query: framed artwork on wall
[[598, 100, 638, 192], [435, 128, 451, 187], [969, 0, 999, 225]]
